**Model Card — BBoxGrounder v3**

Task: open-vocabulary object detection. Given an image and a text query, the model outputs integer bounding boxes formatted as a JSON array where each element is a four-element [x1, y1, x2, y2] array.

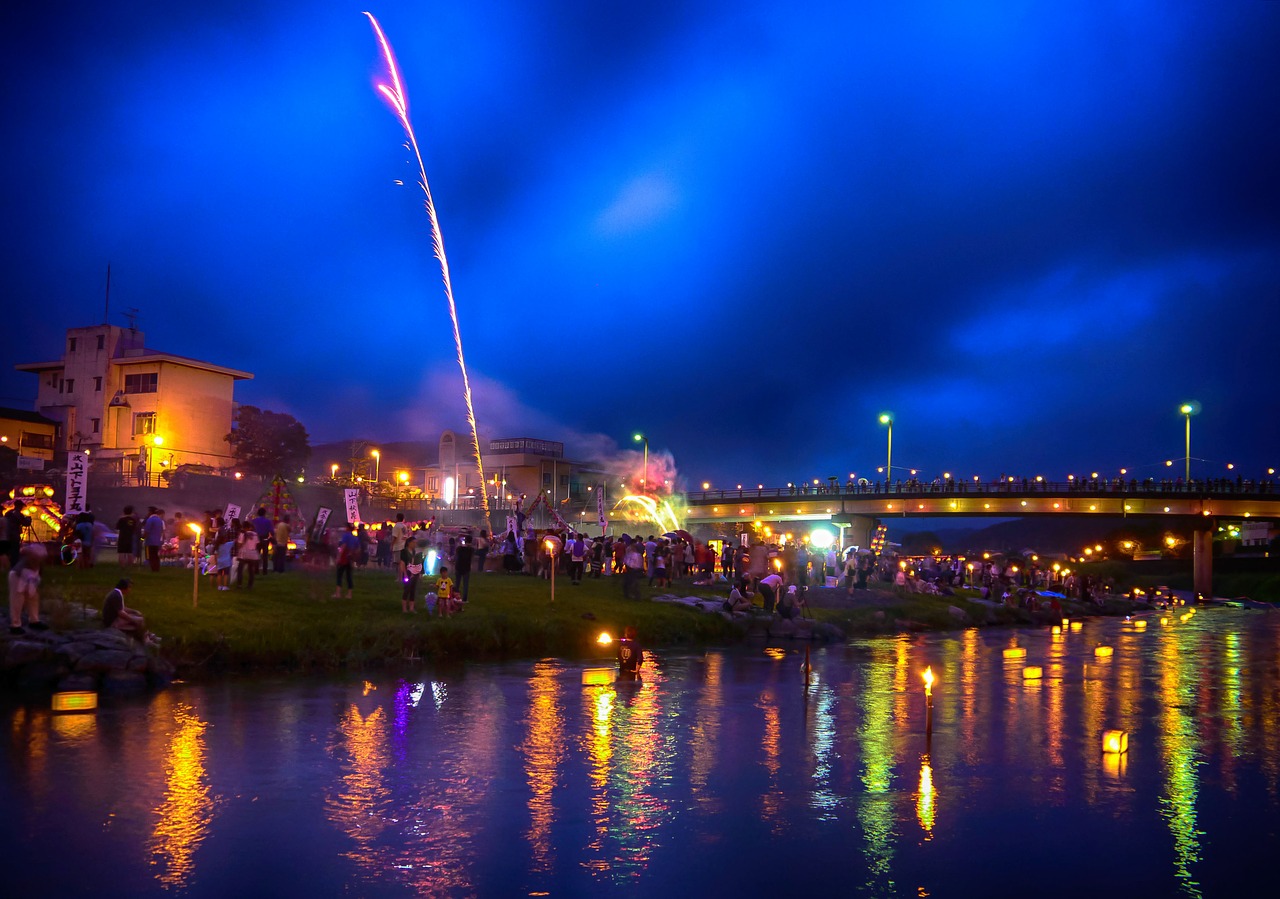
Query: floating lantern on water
[[1003, 647, 1027, 660], [1094, 646, 1114, 658], [1023, 666, 1043, 680], [1070, 621, 1083, 632], [1102, 730, 1129, 754], [1161, 617, 1170, 626], [581, 668, 614, 686], [1052, 625, 1062, 635], [52, 691, 97, 713], [1134, 620, 1147, 630]]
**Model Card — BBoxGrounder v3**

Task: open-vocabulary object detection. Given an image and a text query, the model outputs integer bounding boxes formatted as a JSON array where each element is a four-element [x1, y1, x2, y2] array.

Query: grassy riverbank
[[11, 561, 1100, 677]]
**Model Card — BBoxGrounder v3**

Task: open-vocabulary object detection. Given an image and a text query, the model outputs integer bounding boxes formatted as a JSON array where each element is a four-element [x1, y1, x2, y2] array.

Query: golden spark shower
[[365, 11, 489, 517]]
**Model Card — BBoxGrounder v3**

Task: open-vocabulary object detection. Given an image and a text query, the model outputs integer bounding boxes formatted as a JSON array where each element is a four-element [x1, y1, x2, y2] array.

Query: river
[[3, 608, 1277, 897]]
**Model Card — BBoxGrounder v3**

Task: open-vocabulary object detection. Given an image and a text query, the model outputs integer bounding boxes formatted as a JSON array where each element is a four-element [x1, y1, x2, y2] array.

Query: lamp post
[[879, 413, 893, 485], [371, 449, 380, 484], [1179, 402, 1200, 483], [633, 433, 648, 492]]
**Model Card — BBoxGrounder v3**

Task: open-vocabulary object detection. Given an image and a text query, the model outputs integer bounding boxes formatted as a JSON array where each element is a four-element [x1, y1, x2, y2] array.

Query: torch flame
[[923, 666, 934, 695], [597, 632, 613, 645]]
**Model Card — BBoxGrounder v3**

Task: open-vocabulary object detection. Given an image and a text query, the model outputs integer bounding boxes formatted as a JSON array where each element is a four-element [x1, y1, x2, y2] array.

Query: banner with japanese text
[[343, 489, 361, 524], [65, 452, 88, 515]]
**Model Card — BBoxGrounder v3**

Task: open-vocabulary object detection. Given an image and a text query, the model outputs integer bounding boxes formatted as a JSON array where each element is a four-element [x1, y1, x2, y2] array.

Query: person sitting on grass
[[102, 578, 158, 646], [435, 566, 458, 617]]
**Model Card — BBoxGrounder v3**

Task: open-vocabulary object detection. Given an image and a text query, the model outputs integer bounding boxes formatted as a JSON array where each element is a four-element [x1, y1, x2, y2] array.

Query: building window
[[65, 378, 74, 394], [69, 337, 77, 351], [543, 473, 552, 487], [124, 372, 158, 394], [94, 376, 102, 392], [91, 418, 100, 434], [97, 335, 105, 350], [21, 433, 54, 450], [427, 477, 439, 493], [133, 412, 156, 436]]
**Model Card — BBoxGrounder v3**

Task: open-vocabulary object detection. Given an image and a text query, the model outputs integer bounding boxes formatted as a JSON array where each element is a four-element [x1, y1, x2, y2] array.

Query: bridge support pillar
[[1192, 524, 1213, 600]]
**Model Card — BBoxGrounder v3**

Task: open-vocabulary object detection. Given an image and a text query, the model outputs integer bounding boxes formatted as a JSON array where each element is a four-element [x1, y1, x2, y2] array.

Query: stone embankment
[[1, 627, 174, 694]]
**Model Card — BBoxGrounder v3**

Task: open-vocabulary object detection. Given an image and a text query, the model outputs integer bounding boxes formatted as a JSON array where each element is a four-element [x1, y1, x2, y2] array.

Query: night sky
[[3, 2, 1278, 489]]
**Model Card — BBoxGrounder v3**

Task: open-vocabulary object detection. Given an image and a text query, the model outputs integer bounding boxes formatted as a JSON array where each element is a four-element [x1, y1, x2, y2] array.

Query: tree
[[226, 406, 311, 478]]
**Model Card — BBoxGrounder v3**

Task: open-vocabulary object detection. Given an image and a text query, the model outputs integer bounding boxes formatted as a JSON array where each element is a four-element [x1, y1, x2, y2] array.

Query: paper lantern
[[1003, 647, 1027, 660], [52, 691, 98, 713], [1133, 620, 1147, 630], [1023, 666, 1043, 680], [581, 668, 614, 686], [1102, 729, 1129, 753], [1070, 621, 1083, 632], [1094, 646, 1114, 658]]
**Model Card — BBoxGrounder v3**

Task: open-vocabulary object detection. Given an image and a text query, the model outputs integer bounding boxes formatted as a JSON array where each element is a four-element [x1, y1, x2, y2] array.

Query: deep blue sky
[[3, 2, 1278, 489]]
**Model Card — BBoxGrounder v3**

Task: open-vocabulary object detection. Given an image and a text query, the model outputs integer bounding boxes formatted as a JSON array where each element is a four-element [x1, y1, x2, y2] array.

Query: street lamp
[[330, 463, 339, 481], [633, 433, 648, 491], [879, 413, 893, 484], [1179, 402, 1200, 483], [371, 449, 380, 483]]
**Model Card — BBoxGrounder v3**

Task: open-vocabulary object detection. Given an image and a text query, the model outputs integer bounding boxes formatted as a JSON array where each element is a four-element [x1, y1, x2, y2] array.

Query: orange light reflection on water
[[150, 703, 215, 890]]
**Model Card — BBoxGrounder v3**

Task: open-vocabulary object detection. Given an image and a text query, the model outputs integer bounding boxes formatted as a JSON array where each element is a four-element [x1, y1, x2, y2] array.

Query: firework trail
[[365, 11, 489, 517]]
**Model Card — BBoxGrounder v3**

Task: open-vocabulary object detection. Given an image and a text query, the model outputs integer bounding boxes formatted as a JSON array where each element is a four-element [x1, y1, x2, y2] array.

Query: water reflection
[[150, 701, 215, 890], [5, 611, 1280, 896]]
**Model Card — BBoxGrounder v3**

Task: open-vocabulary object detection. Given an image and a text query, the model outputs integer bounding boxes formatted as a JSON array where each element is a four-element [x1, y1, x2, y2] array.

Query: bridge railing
[[685, 478, 1278, 503]]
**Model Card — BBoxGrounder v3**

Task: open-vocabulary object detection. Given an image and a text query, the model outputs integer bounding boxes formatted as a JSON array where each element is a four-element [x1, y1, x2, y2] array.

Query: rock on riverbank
[[1, 627, 174, 694]]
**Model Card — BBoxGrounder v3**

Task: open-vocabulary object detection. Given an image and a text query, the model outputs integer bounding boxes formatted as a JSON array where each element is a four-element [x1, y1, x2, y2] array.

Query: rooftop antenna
[[103, 264, 111, 324], [123, 308, 140, 331]]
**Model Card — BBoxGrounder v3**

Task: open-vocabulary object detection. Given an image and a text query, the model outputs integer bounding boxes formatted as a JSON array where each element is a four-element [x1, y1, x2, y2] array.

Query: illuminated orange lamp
[[1094, 645, 1114, 658], [1070, 621, 1083, 632], [1102, 729, 1129, 754], [1023, 666, 1043, 680], [52, 691, 98, 713], [1003, 647, 1027, 660], [596, 632, 613, 646], [1052, 625, 1062, 635], [1133, 619, 1148, 630], [581, 667, 614, 686]]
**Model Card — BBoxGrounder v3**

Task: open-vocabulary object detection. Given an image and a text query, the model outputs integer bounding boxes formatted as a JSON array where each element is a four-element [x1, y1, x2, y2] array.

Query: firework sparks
[[364, 11, 489, 517], [613, 494, 685, 535]]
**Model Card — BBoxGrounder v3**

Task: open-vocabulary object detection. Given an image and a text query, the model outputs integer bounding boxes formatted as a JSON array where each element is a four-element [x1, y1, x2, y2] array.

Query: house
[[14, 323, 252, 482], [0, 407, 59, 471]]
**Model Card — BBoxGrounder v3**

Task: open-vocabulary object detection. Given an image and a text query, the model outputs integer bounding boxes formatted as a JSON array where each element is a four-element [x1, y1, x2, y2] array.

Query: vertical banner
[[224, 503, 242, 525], [505, 516, 517, 539], [343, 489, 361, 524], [312, 506, 332, 540], [596, 483, 606, 534], [65, 452, 88, 515]]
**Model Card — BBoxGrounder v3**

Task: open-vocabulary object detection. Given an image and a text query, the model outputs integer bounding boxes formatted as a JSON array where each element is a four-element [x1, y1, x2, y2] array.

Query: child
[[400, 536, 424, 613], [435, 566, 456, 617]]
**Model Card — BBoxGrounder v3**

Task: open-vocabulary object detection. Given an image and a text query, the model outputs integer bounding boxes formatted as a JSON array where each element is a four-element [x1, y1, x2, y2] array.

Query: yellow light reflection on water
[[151, 703, 215, 890], [522, 662, 563, 874], [1159, 630, 1204, 898], [916, 755, 936, 839], [858, 642, 897, 894]]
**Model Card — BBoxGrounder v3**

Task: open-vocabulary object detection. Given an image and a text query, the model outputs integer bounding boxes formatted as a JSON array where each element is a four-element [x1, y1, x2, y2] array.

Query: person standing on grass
[[8, 543, 47, 635], [251, 508, 273, 575], [273, 515, 291, 573], [399, 532, 424, 613], [144, 507, 165, 572], [236, 523, 260, 590], [116, 505, 139, 567], [454, 537, 474, 602], [333, 525, 359, 599], [435, 566, 456, 617]]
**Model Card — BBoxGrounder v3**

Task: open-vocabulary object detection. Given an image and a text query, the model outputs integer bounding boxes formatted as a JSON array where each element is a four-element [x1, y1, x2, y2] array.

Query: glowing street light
[[371, 448, 381, 483], [879, 413, 893, 483], [330, 463, 339, 480], [1179, 402, 1200, 483], [633, 433, 648, 490]]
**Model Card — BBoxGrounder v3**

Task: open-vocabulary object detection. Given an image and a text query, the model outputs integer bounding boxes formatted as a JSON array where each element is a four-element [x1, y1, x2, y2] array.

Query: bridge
[[683, 480, 1280, 596]]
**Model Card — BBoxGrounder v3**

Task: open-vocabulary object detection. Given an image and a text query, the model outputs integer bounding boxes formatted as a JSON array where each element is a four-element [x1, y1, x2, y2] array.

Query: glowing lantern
[[581, 668, 614, 686], [52, 691, 98, 713], [1052, 625, 1061, 635], [1134, 620, 1147, 630], [1094, 646, 1114, 658], [1161, 617, 1170, 626], [1070, 621, 1083, 632], [1003, 647, 1027, 660], [1023, 666, 1043, 680], [1102, 730, 1129, 754], [596, 632, 613, 646]]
